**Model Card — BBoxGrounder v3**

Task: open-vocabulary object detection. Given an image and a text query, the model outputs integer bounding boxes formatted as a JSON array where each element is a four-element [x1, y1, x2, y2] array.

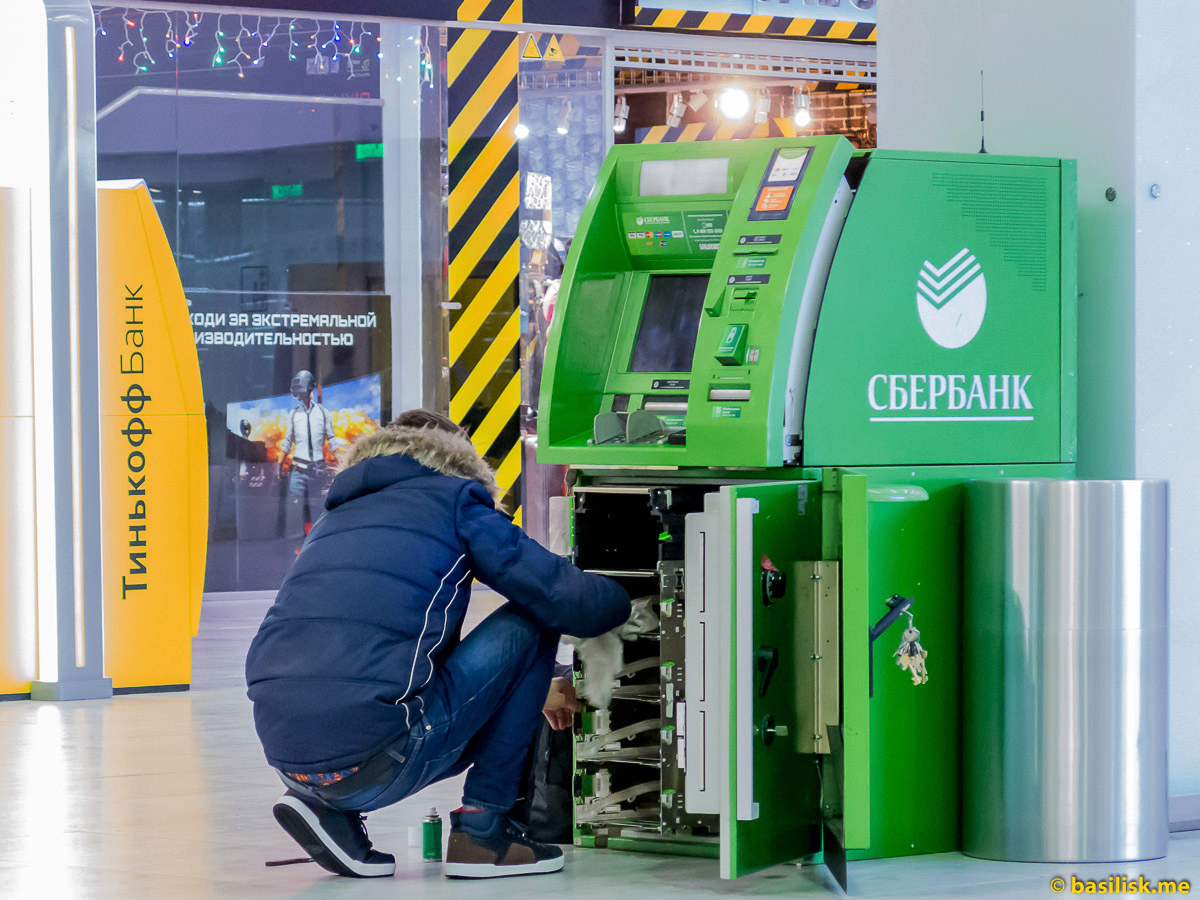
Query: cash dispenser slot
[[643, 395, 688, 413]]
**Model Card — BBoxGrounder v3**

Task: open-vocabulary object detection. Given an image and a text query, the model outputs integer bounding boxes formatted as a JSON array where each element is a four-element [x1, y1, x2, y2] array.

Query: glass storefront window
[[514, 33, 608, 545], [94, 8, 443, 591]]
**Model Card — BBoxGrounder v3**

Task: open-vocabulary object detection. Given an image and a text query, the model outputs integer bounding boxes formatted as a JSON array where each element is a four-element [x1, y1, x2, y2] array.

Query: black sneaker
[[443, 809, 564, 878], [272, 790, 395, 878]]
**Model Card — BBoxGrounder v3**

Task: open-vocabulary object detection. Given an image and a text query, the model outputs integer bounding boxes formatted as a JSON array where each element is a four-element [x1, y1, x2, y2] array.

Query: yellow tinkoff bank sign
[[97, 182, 207, 691]]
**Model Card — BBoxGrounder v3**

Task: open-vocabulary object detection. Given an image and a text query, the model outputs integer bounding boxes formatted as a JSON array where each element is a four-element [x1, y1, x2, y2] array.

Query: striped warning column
[[448, 2, 523, 521]]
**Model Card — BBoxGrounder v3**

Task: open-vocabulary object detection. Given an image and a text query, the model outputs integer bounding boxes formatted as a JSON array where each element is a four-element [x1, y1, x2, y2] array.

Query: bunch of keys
[[893, 610, 929, 685]]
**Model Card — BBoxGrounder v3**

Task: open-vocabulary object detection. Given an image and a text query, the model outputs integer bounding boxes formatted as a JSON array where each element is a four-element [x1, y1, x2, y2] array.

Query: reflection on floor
[[0, 592, 1196, 899]]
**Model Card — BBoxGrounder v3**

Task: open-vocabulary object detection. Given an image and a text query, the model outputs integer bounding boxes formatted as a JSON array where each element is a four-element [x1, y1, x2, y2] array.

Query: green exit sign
[[356, 142, 384, 160], [271, 183, 303, 199]]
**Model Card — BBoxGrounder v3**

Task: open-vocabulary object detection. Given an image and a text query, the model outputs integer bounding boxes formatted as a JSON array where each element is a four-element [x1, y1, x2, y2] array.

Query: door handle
[[755, 646, 778, 698]]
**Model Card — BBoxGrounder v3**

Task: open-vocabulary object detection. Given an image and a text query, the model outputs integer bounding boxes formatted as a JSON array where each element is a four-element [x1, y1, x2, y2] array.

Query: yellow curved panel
[[97, 182, 207, 690]]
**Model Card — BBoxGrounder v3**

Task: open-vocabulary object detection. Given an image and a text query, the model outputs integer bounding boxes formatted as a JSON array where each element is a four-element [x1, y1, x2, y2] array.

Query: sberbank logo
[[916, 247, 987, 349], [636, 215, 670, 226]]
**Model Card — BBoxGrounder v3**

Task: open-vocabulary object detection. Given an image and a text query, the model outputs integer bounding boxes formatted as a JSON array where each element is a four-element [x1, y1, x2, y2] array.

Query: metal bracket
[[795, 561, 840, 754]]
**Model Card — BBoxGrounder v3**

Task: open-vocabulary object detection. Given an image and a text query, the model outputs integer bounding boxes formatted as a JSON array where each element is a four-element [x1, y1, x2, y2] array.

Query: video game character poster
[[191, 293, 391, 591]]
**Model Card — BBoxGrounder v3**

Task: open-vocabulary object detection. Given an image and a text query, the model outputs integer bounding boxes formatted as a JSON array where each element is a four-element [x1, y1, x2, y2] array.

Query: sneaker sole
[[272, 795, 395, 878], [443, 856, 564, 879]]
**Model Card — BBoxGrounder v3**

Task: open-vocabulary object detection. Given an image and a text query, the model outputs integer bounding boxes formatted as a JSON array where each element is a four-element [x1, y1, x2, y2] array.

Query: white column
[[7, 0, 110, 701], [1134, 0, 1200, 803], [381, 23, 425, 418]]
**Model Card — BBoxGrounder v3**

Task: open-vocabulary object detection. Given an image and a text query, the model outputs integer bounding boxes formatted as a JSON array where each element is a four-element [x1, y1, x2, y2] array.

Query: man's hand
[[542, 677, 580, 731]]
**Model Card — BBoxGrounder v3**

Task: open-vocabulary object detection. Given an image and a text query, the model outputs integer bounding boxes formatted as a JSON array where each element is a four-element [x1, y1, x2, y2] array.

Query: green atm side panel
[[804, 153, 1076, 467], [839, 470, 966, 862]]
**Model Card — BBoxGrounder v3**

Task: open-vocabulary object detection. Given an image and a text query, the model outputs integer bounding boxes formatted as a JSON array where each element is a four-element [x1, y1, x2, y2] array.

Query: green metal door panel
[[805, 157, 1066, 466], [839, 473, 871, 849], [721, 481, 824, 878], [856, 476, 965, 859]]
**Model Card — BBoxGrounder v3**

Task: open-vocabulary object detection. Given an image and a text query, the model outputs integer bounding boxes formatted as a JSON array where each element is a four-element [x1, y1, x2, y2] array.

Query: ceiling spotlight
[[667, 92, 686, 128], [687, 91, 708, 112], [717, 86, 750, 121], [613, 95, 630, 133], [556, 98, 572, 136], [514, 122, 530, 139], [792, 87, 812, 128], [754, 88, 772, 125]]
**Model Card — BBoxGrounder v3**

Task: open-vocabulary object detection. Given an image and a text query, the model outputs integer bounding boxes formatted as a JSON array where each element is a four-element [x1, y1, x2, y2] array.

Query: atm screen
[[629, 275, 710, 373]]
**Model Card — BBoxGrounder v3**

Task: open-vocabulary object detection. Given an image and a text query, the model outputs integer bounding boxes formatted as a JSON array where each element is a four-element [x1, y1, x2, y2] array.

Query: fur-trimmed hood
[[341, 425, 501, 502]]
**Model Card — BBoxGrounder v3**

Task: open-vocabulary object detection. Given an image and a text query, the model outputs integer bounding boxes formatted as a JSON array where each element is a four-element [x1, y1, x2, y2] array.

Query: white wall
[[879, 0, 1198, 799], [1134, 1, 1200, 797]]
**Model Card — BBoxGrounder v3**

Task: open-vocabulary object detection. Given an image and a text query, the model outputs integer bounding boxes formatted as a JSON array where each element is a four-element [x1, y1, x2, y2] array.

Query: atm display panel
[[628, 274, 710, 373]]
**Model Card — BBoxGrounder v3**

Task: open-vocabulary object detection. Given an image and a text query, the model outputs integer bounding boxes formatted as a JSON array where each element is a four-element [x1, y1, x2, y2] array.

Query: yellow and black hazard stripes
[[630, 5, 877, 42], [447, 24, 523, 516], [456, 0, 522, 24]]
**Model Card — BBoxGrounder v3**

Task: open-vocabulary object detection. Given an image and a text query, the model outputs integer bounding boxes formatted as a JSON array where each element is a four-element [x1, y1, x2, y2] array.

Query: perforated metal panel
[[931, 172, 1051, 293], [614, 38, 876, 86]]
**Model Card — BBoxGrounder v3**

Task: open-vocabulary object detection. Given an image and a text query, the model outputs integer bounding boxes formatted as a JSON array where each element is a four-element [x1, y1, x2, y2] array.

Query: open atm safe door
[[717, 481, 827, 879]]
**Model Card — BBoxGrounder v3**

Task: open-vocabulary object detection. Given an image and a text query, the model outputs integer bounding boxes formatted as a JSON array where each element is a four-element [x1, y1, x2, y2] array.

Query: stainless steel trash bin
[[963, 479, 1168, 863]]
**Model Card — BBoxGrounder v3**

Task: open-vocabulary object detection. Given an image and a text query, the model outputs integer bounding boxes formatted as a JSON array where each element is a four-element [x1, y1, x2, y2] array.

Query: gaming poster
[[190, 293, 391, 592]]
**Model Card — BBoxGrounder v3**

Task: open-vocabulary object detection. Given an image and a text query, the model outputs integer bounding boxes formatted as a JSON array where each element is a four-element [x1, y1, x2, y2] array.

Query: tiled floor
[[0, 593, 1196, 899]]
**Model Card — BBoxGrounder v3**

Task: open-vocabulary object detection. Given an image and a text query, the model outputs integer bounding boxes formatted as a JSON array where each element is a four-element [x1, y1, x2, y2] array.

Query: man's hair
[[388, 409, 467, 437]]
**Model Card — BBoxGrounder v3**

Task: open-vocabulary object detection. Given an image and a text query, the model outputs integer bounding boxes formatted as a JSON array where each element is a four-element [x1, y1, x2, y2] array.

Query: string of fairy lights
[[92, 8, 423, 81]]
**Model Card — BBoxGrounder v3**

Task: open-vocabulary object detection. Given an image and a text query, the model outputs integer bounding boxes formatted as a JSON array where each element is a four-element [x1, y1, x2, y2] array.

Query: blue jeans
[[284, 463, 325, 539], [280, 603, 558, 815]]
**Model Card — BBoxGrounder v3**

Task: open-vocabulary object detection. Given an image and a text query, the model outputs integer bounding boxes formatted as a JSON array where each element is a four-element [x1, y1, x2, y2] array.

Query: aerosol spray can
[[422, 808, 443, 861]]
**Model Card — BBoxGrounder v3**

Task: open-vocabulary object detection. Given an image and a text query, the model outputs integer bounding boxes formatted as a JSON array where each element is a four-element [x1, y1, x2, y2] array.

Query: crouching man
[[245, 410, 630, 879]]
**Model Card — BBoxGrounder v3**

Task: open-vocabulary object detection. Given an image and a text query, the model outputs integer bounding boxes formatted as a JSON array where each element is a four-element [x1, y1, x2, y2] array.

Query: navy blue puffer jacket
[[244, 425, 630, 773]]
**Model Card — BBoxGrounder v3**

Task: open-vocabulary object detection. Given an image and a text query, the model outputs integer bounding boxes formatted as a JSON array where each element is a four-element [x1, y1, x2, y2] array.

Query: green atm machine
[[538, 136, 1076, 884]]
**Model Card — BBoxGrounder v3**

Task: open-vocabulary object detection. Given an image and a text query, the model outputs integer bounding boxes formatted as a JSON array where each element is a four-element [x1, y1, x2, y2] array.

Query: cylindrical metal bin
[[963, 479, 1168, 863]]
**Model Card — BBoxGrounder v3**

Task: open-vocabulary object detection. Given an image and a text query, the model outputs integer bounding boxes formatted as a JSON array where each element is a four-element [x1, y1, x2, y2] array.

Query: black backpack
[[513, 719, 574, 843]]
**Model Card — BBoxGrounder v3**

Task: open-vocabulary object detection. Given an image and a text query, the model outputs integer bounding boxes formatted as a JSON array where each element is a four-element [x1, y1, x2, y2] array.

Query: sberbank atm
[[537, 136, 1077, 886]]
